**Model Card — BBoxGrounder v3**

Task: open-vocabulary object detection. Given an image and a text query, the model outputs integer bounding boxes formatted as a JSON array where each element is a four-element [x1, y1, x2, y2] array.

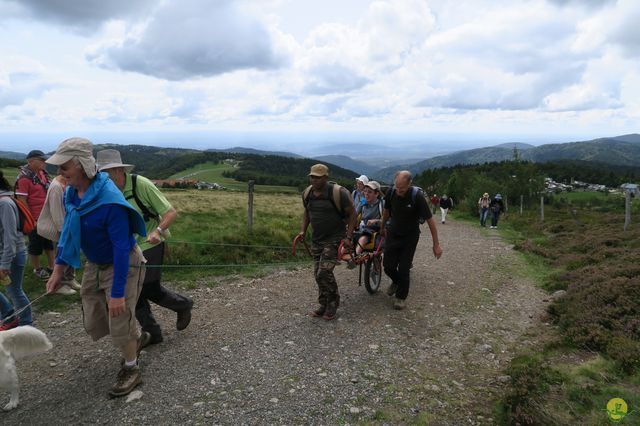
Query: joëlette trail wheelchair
[[292, 231, 384, 295], [338, 231, 384, 294]]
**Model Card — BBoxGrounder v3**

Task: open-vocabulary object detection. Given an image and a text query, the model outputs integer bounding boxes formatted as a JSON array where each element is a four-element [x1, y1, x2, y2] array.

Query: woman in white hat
[[477, 192, 490, 227]]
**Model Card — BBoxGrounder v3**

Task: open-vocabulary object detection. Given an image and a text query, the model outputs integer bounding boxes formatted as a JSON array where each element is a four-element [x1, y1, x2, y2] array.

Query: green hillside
[[168, 161, 297, 193], [374, 134, 640, 182]]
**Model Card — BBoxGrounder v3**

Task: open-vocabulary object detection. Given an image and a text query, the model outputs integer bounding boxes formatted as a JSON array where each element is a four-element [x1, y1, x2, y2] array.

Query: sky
[[0, 0, 639, 153]]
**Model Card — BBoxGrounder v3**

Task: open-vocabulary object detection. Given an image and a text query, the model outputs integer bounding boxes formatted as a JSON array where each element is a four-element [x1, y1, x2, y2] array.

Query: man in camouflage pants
[[296, 164, 356, 320]]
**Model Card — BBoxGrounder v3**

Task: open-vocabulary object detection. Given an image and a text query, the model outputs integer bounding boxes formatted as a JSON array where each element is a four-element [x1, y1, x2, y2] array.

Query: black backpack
[[126, 174, 160, 223], [386, 185, 427, 224], [302, 182, 346, 218]]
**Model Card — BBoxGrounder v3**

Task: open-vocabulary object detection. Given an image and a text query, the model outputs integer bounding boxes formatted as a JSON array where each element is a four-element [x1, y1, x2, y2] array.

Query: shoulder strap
[[302, 185, 313, 208], [331, 183, 342, 214], [303, 183, 344, 217], [126, 174, 158, 222]]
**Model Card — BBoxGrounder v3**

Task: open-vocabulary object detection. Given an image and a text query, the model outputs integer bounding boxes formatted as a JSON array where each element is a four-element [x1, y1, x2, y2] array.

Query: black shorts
[[28, 230, 54, 255]]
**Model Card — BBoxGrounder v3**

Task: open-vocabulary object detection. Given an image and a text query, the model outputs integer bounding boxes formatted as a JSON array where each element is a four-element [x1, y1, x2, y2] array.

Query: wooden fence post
[[520, 195, 523, 215], [624, 191, 631, 231], [540, 196, 544, 222], [248, 180, 255, 234]]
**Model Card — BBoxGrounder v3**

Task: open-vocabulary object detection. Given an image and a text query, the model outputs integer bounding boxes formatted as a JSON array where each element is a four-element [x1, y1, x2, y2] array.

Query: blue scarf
[[58, 172, 146, 268]]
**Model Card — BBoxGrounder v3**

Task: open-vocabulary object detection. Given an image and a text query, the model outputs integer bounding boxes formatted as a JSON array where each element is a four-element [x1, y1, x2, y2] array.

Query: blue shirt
[[56, 192, 136, 298]]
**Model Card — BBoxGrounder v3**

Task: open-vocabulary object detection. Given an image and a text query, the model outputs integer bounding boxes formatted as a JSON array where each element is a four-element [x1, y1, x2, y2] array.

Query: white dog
[[0, 325, 52, 411]]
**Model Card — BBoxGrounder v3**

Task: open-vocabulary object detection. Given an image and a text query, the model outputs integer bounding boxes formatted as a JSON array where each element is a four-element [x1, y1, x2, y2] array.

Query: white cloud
[[86, 0, 289, 81], [0, 57, 53, 108]]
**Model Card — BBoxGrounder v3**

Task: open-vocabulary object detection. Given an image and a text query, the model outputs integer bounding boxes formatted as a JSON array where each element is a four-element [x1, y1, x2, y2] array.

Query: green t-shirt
[[123, 173, 173, 251]]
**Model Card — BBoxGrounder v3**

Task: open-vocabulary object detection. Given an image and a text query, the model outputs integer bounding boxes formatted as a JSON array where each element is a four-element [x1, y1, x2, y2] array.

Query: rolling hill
[[374, 134, 640, 181]]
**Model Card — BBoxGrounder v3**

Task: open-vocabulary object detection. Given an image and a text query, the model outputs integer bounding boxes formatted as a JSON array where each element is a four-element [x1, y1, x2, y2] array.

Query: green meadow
[[168, 161, 298, 193], [19, 190, 309, 311]]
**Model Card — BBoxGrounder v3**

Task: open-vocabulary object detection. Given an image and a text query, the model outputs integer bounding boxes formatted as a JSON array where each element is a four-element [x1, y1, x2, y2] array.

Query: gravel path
[[3, 218, 547, 425]]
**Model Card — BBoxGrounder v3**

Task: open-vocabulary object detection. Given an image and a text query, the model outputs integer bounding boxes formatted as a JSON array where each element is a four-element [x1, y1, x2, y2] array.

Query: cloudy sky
[[0, 0, 638, 151]]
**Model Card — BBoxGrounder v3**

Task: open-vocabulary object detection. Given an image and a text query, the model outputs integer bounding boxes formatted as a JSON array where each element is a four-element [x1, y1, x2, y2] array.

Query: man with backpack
[[97, 149, 193, 347], [296, 164, 356, 320], [381, 171, 442, 310], [15, 150, 54, 280]]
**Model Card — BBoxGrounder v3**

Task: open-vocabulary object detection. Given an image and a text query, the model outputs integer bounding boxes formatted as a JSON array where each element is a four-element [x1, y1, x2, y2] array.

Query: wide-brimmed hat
[[308, 164, 329, 177], [96, 149, 134, 172], [495, 193, 503, 200], [483, 192, 489, 197], [365, 181, 380, 192], [26, 150, 47, 160], [46, 137, 92, 166], [46, 137, 97, 179], [356, 175, 369, 185]]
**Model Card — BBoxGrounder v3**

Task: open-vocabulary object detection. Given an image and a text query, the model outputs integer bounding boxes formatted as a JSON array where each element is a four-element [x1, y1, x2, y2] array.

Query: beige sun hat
[[96, 149, 134, 172], [308, 164, 329, 177], [365, 181, 380, 192], [46, 137, 97, 179]]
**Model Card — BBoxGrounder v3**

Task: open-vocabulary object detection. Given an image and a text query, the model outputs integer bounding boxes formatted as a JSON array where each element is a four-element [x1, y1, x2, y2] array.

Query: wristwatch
[[156, 226, 165, 236]]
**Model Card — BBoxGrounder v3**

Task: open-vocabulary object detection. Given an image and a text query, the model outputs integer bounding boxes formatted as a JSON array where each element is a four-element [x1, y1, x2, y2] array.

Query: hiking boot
[[393, 298, 406, 310], [109, 364, 141, 397], [62, 279, 82, 290], [322, 304, 337, 321], [33, 268, 50, 280], [176, 300, 193, 331], [310, 305, 326, 317], [54, 284, 77, 295], [386, 282, 398, 296], [0, 316, 19, 331], [138, 331, 152, 352]]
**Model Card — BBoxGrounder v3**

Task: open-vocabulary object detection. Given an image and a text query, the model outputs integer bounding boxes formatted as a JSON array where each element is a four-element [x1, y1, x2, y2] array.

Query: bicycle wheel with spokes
[[364, 254, 382, 294]]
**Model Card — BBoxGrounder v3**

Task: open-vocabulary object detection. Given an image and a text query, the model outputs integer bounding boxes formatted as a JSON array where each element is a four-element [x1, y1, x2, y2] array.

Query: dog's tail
[[0, 325, 52, 359]]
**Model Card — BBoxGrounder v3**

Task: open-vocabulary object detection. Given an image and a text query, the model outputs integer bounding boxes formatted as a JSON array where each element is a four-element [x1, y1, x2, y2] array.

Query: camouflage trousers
[[311, 238, 341, 308]]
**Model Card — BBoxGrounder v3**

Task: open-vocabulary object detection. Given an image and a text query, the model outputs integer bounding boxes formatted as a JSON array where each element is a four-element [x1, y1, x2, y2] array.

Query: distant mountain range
[[373, 134, 640, 181], [206, 146, 302, 158], [0, 151, 26, 160], [2, 134, 639, 185]]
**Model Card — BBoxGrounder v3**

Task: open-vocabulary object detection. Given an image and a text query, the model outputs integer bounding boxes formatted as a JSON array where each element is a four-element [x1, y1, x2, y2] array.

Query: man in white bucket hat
[[97, 149, 193, 348]]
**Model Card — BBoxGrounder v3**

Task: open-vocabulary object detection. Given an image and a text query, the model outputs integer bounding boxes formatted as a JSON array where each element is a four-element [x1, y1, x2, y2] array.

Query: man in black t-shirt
[[296, 164, 356, 320], [381, 171, 443, 310]]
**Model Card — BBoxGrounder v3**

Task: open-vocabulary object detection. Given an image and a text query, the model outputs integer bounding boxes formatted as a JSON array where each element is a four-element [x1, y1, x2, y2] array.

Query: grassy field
[[477, 204, 640, 425], [18, 190, 310, 314], [1, 166, 19, 182], [168, 161, 298, 193]]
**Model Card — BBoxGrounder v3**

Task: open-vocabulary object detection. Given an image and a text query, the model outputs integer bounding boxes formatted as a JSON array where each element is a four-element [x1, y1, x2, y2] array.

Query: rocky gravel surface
[[3, 219, 547, 425]]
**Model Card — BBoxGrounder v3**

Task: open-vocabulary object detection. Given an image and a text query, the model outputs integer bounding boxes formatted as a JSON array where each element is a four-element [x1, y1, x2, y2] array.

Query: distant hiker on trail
[[97, 149, 193, 347], [45, 137, 148, 397], [0, 170, 32, 331], [490, 193, 504, 229], [352, 175, 369, 212], [296, 164, 356, 320], [478, 192, 491, 227], [15, 150, 54, 281], [439, 194, 453, 224], [381, 171, 442, 310], [37, 174, 81, 295], [430, 194, 440, 214]]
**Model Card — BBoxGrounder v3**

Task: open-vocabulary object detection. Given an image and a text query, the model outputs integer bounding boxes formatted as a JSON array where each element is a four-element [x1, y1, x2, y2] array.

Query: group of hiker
[[0, 138, 193, 397], [0, 137, 508, 399], [298, 166, 442, 315]]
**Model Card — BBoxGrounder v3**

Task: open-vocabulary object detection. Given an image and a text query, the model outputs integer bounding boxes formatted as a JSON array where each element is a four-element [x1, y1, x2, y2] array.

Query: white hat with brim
[[96, 149, 134, 172], [46, 137, 98, 179], [46, 137, 94, 166]]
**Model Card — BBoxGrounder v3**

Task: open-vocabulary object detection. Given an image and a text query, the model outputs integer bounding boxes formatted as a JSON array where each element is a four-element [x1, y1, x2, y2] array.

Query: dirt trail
[[4, 218, 547, 425]]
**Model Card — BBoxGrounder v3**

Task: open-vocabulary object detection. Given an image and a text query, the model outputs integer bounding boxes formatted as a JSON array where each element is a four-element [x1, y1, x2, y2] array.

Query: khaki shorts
[[80, 246, 146, 348]]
